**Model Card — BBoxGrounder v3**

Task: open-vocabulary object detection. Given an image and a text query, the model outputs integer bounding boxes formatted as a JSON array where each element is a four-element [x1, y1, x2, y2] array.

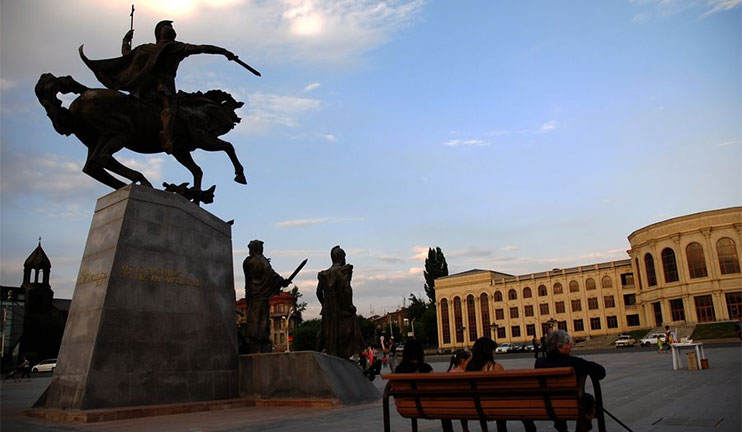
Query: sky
[[1, 0, 740, 320]]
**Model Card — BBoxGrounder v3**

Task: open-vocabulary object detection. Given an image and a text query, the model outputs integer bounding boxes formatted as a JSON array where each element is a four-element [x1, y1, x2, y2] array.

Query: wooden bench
[[383, 367, 605, 432]]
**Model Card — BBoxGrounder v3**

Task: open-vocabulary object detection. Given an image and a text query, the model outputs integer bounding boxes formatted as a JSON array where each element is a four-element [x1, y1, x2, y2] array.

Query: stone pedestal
[[38, 185, 238, 410], [239, 352, 380, 406]]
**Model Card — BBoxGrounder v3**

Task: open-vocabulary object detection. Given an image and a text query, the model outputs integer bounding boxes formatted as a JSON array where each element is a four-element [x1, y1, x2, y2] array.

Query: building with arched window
[[434, 207, 741, 350]]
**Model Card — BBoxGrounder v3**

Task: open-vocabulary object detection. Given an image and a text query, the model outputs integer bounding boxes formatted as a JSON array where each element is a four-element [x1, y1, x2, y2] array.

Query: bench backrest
[[383, 367, 584, 421]]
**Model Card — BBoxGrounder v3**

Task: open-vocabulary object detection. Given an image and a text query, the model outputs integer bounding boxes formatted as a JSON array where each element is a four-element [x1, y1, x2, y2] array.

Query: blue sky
[[1, 0, 740, 320]]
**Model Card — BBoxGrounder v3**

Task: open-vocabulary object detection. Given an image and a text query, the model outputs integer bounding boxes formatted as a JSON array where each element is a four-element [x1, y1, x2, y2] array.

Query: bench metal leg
[[383, 393, 390, 432], [411, 418, 418, 432]]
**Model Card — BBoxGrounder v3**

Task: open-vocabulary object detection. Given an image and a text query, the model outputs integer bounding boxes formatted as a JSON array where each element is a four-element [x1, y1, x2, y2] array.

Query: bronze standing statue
[[35, 19, 260, 204], [243, 240, 307, 354], [316, 246, 365, 359]]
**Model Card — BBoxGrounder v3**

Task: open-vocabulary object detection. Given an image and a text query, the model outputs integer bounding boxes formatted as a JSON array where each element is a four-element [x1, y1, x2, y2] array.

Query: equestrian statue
[[35, 19, 260, 205]]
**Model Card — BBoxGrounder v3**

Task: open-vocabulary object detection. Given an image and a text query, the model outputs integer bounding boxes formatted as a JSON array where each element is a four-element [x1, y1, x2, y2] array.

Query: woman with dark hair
[[443, 350, 473, 432], [466, 337, 536, 432], [394, 338, 432, 373]]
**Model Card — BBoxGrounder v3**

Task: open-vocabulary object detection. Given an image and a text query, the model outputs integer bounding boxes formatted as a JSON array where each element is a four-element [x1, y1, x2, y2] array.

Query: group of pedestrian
[[2, 357, 31, 382], [395, 331, 605, 432]]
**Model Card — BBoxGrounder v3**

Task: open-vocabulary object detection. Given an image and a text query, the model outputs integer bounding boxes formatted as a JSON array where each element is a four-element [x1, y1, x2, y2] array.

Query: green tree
[[423, 247, 448, 303], [357, 315, 377, 347], [291, 318, 321, 351], [286, 285, 307, 324], [406, 293, 439, 347]]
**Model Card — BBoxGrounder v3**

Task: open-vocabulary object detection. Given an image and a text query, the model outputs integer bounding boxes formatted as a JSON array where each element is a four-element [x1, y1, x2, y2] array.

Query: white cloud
[[702, 0, 742, 17], [717, 140, 741, 147], [0, 78, 15, 91], [540, 120, 557, 132], [632, 13, 650, 23], [443, 139, 488, 147], [236, 91, 321, 133], [501, 245, 520, 252], [303, 82, 321, 92], [0, 152, 96, 201]]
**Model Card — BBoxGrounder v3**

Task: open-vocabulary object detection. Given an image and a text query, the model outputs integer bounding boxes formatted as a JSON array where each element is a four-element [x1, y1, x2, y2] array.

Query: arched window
[[508, 289, 517, 300], [466, 295, 477, 341], [523, 287, 532, 298], [717, 237, 741, 274], [569, 280, 579, 292], [586, 278, 596, 290], [686, 242, 708, 279], [661, 248, 679, 283], [601, 276, 612, 289], [644, 253, 657, 286], [494, 291, 503, 302], [453, 297, 464, 343], [480, 293, 490, 335], [538, 285, 548, 296], [440, 298, 451, 344], [553, 283, 563, 294]]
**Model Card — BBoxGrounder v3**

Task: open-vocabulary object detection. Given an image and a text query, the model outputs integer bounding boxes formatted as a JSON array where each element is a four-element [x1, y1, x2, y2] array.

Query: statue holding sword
[[35, 10, 261, 204], [81, 18, 260, 155], [243, 240, 307, 354]]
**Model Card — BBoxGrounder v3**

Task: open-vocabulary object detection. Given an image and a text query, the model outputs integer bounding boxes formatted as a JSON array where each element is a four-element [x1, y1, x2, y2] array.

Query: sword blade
[[286, 258, 308, 283], [232, 57, 261, 77]]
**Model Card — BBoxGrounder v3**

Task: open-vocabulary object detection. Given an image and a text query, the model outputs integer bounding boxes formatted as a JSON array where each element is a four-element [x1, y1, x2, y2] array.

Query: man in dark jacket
[[535, 330, 606, 432]]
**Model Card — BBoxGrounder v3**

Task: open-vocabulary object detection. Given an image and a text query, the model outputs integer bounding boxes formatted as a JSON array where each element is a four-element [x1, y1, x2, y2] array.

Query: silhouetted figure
[[316, 246, 365, 359], [243, 240, 290, 353]]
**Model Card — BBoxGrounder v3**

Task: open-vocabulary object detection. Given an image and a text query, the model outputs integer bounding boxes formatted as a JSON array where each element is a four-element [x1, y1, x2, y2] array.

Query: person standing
[[20, 357, 31, 380], [388, 337, 398, 372], [243, 240, 291, 353], [535, 330, 606, 432]]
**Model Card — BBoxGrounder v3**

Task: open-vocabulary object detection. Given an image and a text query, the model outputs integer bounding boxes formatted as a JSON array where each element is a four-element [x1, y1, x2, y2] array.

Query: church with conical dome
[[1, 240, 70, 371]]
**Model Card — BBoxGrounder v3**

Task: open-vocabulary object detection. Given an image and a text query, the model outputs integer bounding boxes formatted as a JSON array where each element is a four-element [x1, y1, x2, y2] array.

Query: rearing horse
[[35, 73, 247, 204]]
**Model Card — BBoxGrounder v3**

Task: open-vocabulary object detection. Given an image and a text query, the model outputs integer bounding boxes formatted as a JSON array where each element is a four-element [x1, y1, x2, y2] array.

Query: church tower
[[22, 239, 54, 314]]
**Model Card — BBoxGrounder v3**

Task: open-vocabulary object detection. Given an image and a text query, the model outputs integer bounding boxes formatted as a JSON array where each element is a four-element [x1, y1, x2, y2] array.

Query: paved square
[[2, 345, 739, 432]]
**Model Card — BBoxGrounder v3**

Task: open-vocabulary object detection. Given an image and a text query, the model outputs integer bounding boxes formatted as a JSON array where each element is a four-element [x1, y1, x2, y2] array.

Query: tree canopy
[[423, 247, 448, 303]]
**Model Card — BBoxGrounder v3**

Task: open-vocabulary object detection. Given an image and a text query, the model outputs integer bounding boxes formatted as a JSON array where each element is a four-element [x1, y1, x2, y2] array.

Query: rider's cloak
[[79, 42, 172, 95]]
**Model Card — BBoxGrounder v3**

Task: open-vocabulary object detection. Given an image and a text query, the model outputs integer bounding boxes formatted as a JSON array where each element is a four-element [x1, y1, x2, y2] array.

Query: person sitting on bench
[[535, 330, 606, 432]]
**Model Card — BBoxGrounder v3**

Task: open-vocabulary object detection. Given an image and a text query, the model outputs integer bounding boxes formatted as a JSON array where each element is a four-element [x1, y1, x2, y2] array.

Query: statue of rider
[[80, 20, 237, 154]]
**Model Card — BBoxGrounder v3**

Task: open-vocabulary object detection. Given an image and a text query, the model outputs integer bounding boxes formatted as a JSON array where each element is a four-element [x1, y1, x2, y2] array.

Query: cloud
[[443, 139, 488, 147], [539, 120, 557, 132], [0, 78, 15, 91], [501, 245, 520, 252], [303, 82, 321, 92], [717, 140, 741, 147], [702, 0, 742, 17], [275, 216, 364, 228], [236, 91, 321, 133], [0, 152, 97, 201], [632, 13, 650, 23]]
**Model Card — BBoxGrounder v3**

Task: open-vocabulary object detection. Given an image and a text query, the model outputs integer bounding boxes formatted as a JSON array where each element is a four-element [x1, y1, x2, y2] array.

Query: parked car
[[495, 343, 513, 353], [614, 335, 636, 348], [395, 344, 405, 353], [32, 358, 57, 373], [639, 333, 667, 346], [524, 342, 536, 352], [511, 343, 525, 352]]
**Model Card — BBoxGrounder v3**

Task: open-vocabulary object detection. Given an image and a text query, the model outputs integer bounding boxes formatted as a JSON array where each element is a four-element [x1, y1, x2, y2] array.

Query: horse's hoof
[[234, 174, 247, 184]]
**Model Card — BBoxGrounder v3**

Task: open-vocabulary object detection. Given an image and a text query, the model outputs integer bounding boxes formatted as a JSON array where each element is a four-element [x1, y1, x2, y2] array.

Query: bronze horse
[[35, 73, 247, 204]]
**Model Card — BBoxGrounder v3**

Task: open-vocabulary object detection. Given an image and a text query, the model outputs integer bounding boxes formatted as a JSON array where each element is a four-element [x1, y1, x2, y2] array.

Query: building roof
[[24, 241, 51, 269]]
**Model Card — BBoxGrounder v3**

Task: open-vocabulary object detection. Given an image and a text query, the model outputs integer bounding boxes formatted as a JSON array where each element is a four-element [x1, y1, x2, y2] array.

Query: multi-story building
[[434, 207, 741, 351], [236, 292, 299, 352]]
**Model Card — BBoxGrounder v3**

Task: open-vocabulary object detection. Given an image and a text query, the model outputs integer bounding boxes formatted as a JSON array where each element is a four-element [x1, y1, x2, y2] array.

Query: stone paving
[[2, 344, 740, 432]]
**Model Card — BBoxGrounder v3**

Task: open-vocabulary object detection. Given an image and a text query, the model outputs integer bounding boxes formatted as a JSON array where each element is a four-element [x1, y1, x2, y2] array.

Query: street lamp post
[[489, 323, 499, 340], [458, 326, 466, 350], [284, 305, 295, 352]]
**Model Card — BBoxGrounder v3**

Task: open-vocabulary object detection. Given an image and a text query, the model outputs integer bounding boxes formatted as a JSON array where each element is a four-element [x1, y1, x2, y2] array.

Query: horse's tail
[[34, 73, 89, 136]]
